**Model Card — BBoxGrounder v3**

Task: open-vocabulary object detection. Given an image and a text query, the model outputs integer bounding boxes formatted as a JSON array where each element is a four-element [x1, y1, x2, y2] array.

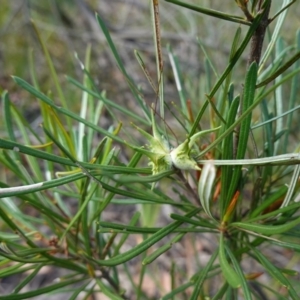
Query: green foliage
[[1, 0, 300, 299]]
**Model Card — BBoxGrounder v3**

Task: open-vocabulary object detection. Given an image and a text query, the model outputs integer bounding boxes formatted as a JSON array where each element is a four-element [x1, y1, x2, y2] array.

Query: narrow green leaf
[[31, 20, 71, 129], [170, 213, 217, 229], [93, 209, 200, 266], [0, 277, 86, 300], [252, 248, 298, 299], [211, 282, 229, 300], [250, 185, 288, 218], [197, 153, 300, 166], [237, 62, 257, 159], [167, 45, 188, 119], [218, 27, 241, 124], [284, 29, 300, 151], [13, 264, 43, 293], [76, 44, 92, 161], [257, 51, 300, 88], [95, 278, 124, 300], [219, 233, 241, 288], [134, 50, 157, 93], [2, 91, 17, 144], [190, 249, 218, 300], [164, 0, 250, 25], [69, 281, 92, 300], [261, 99, 274, 161], [252, 104, 300, 130], [2, 92, 45, 182], [220, 95, 239, 213], [99, 227, 214, 234], [12, 77, 125, 144], [0, 253, 48, 264], [257, 282, 290, 300], [67, 76, 149, 125], [115, 170, 175, 184], [259, 0, 291, 73], [161, 282, 193, 300], [196, 66, 300, 158], [197, 38, 218, 80], [99, 180, 177, 205], [225, 62, 257, 207], [227, 247, 252, 299], [190, 5, 268, 138], [280, 268, 298, 276], [0, 172, 85, 198], [246, 202, 300, 223], [0, 263, 33, 278], [79, 177, 93, 257], [269, 239, 300, 252], [232, 215, 300, 235], [257, 44, 292, 84], [112, 212, 141, 256], [142, 233, 185, 265], [95, 13, 150, 121], [0, 139, 150, 175], [0, 149, 27, 182], [280, 165, 300, 209]]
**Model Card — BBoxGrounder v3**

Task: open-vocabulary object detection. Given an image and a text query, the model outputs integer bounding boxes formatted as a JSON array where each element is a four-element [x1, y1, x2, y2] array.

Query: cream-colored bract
[[131, 107, 221, 174]]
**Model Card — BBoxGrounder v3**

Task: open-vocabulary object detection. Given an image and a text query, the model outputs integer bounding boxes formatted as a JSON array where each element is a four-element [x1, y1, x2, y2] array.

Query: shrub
[[0, 0, 300, 299]]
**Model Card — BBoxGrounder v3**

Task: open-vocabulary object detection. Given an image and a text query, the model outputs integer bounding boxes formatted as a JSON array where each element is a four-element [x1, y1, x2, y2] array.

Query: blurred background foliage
[[1, 1, 299, 116]]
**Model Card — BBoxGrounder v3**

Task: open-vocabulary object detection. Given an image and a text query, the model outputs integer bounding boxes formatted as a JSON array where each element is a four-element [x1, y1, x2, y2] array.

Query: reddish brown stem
[[247, 1, 271, 66]]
